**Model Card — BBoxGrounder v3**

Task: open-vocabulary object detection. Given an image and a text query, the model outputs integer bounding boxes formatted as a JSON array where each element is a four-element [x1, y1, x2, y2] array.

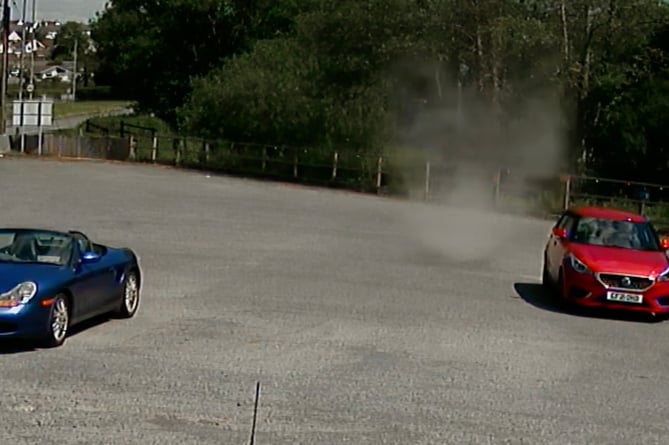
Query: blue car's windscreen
[[0, 230, 74, 265]]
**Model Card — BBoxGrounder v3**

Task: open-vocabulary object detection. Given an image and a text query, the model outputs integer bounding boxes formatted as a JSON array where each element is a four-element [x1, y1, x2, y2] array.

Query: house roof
[[38, 65, 73, 74]]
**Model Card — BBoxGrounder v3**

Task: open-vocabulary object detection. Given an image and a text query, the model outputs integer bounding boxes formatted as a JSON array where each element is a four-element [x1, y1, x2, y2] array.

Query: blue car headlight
[[568, 254, 591, 274], [0, 282, 37, 307]]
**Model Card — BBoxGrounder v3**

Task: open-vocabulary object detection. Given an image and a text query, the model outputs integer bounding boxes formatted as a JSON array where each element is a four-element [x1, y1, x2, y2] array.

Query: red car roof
[[569, 205, 647, 222]]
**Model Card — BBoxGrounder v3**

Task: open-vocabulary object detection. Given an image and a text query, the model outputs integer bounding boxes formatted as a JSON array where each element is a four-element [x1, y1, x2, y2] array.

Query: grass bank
[[51, 100, 132, 119]]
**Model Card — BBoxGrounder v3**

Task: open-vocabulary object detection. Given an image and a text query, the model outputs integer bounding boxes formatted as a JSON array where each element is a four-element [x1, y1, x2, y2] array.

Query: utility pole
[[28, 0, 34, 100], [0, 0, 10, 134], [71, 38, 77, 101], [18, 0, 27, 102]]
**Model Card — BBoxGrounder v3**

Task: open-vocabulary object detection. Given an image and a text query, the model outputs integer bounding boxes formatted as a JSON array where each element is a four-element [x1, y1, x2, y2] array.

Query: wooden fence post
[[493, 168, 502, 207], [201, 140, 210, 166], [293, 148, 298, 178], [37, 128, 43, 156], [563, 175, 571, 210], [128, 136, 136, 160], [77, 127, 82, 157], [77, 128, 82, 158], [262, 146, 267, 171], [376, 156, 383, 193], [174, 138, 181, 166], [151, 133, 157, 163], [332, 151, 338, 180], [424, 161, 431, 201], [638, 188, 649, 215]]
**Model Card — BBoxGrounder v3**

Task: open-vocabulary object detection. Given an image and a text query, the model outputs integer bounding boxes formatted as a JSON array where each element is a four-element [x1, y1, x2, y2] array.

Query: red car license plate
[[606, 291, 643, 304]]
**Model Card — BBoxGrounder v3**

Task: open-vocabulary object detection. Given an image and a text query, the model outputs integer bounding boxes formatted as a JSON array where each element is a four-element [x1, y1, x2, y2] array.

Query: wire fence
[[564, 175, 669, 229], [15, 126, 669, 231]]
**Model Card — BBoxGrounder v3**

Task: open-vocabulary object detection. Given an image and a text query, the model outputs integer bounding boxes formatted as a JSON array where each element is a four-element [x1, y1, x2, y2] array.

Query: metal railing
[[16, 130, 669, 230]]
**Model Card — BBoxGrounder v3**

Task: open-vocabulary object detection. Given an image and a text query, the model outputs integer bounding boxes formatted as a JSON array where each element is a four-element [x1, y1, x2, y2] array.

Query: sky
[[12, 0, 107, 23]]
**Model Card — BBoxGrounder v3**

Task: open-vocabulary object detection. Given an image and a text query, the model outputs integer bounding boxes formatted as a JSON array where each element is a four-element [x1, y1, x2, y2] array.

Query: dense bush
[[88, 0, 669, 183], [75, 86, 134, 101]]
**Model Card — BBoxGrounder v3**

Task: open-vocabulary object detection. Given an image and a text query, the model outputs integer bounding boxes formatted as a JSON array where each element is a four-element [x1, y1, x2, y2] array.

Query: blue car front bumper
[[0, 302, 51, 340]]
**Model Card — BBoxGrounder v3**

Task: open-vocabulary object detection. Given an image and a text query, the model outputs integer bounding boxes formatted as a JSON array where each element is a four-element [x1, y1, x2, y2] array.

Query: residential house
[[37, 65, 73, 83], [1, 19, 93, 83], [0, 20, 59, 82]]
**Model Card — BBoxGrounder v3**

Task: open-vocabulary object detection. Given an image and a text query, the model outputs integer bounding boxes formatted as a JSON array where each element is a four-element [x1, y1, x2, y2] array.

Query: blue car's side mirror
[[80, 251, 101, 263]]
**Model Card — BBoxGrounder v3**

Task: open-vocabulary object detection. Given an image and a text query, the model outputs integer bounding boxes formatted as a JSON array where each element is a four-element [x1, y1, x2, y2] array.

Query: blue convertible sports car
[[0, 228, 142, 348]]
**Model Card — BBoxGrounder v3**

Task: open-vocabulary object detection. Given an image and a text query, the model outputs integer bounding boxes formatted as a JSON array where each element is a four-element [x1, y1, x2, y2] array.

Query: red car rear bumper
[[562, 265, 669, 314]]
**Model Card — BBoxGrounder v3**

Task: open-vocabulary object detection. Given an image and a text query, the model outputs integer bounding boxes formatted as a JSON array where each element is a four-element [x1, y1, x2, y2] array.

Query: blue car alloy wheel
[[45, 294, 70, 348], [116, 271, 140, 319]]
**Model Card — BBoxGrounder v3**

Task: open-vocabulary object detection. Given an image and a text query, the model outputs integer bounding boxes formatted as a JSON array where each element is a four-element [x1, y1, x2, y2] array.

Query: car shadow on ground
[[0, 314, 114, 354], [513, 282, 666, 324]]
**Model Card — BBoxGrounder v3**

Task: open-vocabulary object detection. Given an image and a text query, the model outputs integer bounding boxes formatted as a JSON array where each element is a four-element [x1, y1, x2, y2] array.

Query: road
[[0, 157, 668, 444]]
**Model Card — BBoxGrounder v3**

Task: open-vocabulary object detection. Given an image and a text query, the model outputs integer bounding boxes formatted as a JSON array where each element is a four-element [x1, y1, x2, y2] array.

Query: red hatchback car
[[542, 206, 669, 317]]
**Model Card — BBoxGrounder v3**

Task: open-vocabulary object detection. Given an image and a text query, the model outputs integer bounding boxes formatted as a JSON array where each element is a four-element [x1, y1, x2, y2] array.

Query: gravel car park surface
[[1, 157, 668, 444]]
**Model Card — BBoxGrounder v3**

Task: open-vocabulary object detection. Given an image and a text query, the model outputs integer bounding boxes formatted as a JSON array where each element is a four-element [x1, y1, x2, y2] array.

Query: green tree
[[180, 37, 322, 145], [180, 0, 424, 150], [95, 0, 669, 184], [51, 21, 89, 61], [583, 18, 669, 182], [51, 21, 98, 87], [90, 0, 305, 125]]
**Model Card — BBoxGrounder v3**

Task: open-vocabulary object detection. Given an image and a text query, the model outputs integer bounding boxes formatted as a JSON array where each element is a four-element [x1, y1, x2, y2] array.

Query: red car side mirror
[[661, 236, 669, 250], [552, 227, 568, 239]]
